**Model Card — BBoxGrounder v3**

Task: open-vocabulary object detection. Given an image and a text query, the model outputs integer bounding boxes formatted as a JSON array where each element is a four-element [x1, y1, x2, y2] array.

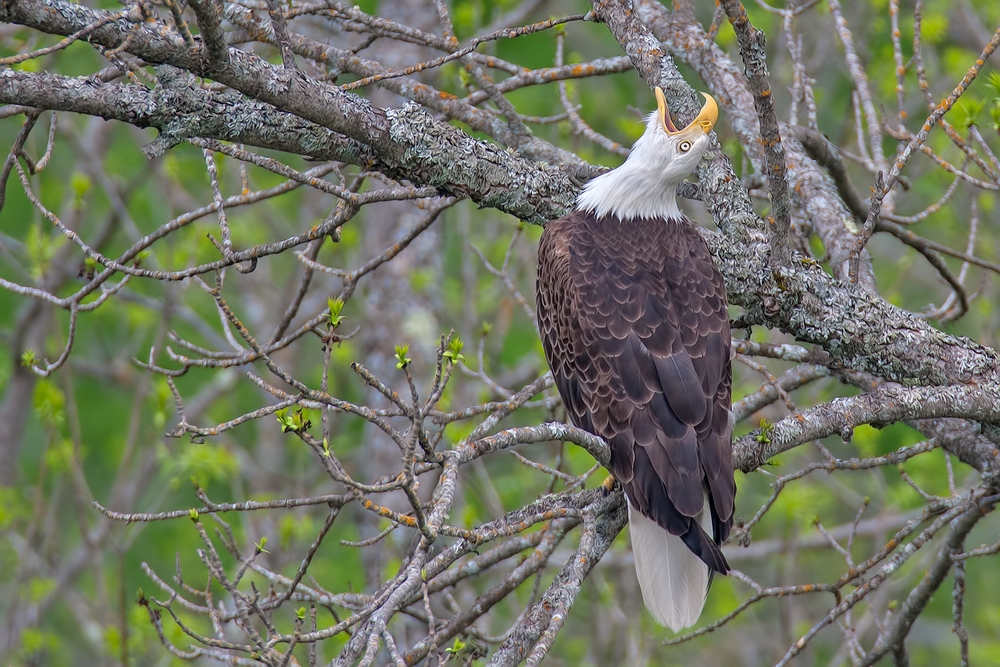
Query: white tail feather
[[628, 497, 713, 631]]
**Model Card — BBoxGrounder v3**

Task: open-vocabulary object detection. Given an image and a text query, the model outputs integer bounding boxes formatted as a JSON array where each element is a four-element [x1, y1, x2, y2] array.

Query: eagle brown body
[[535, 89, 733, 630], [537, 210, 734, 575]]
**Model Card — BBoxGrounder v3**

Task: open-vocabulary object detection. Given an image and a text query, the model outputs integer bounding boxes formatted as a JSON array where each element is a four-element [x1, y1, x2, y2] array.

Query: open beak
[[656, 88, 718, 136]]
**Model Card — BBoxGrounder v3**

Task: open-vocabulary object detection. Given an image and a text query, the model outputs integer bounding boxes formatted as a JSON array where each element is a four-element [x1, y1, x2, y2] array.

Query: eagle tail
[[628, 497, 714, 632]]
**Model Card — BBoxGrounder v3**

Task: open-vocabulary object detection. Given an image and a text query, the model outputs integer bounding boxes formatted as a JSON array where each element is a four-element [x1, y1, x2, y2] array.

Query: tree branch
[[860, 497, 996, 666], [5, 0, 1000, 388], [720, 0, 791, 266], [736, 383, 1000, 473], [0, 0, 582, 223], [485, 491, 627, 666]]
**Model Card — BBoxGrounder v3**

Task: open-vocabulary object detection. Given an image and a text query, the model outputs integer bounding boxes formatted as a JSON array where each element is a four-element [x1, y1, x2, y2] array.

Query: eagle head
[[576, 89, 718, 221], [636, 88, 718, 184]]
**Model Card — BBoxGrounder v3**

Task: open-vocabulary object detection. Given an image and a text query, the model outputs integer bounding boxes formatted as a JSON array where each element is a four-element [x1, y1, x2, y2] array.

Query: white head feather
[[576, 90, 718, 221]]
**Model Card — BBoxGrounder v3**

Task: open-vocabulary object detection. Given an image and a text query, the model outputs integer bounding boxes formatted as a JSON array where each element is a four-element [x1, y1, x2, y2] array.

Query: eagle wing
[[536, 210, 734, 572]]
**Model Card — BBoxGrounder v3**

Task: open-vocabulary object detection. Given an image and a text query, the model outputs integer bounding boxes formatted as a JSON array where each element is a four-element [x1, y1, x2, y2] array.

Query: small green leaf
[[322, 437, 332, 458], [276, 408, 311, 433], [276, 408, 293, 432], [255, 536, 269, 554], [395, 343, 411, 370], [296, 607, 306, 620], [443, 336, 465, 364], [445, 638, 466, 655], [755, 418, 773, 445], [20, 349, 36, 368], [327, 296, 346, 328], [188, 508, 199, 521]]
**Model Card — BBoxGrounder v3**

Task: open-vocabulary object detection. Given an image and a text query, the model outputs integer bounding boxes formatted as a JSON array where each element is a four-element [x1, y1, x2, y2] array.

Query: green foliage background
[[2, 0, 1000, 664]]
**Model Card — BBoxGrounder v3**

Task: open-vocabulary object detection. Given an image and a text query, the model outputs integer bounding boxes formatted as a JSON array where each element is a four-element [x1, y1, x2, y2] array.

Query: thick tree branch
[[596, 0, 1000, 387], [485, 490, 627, 666], [735, 384, 1000, 473], [0, 64, 576, 221], [637, 0, 879, 289], [5, 0, 1000, 388], [590, 0, 754, 242], [0, 68, 374, 160], [224, 4, 594, 170], [4, 0, 1000, 662], [0, 0, 581, 223], [720, 0, 791, 266]]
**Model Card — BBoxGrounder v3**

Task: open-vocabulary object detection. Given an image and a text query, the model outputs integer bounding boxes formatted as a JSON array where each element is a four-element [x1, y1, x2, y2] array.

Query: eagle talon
[[600, 475, 618, 494]]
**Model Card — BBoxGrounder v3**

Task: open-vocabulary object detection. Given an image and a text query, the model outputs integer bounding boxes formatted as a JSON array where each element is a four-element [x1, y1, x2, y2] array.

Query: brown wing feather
[[536, 210, 735, 573]]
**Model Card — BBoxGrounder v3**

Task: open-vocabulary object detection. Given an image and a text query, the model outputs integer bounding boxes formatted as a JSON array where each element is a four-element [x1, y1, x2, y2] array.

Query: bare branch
[[720, 0, 791, 265]]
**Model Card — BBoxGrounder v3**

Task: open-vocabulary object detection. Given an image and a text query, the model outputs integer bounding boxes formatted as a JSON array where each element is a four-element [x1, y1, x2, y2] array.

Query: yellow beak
[[655, 88, 718, 135]]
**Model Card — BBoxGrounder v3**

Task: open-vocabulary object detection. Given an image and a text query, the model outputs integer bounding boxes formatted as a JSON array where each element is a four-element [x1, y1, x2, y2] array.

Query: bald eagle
[[536, 89, 735, 631]]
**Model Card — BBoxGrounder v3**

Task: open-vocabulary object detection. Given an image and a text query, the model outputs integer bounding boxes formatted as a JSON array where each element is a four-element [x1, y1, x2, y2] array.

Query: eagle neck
[[575, 160, 682, 222]]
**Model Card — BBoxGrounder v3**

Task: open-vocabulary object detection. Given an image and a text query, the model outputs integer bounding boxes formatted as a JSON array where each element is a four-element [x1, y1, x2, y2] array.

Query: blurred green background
[[2, 0, 1000, 664]]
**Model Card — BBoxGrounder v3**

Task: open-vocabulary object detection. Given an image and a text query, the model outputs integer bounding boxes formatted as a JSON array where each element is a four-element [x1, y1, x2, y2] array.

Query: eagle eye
[[678, 140, 692, 153]]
